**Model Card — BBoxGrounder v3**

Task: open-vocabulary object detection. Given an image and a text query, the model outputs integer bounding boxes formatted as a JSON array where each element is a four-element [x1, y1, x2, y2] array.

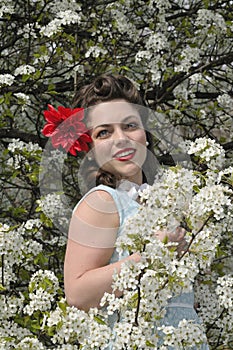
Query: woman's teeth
[[116, 150, 134, 158]]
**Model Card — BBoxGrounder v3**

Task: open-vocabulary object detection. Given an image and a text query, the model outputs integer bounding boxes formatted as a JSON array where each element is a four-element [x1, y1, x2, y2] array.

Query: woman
[[63, 74, 209, 349]]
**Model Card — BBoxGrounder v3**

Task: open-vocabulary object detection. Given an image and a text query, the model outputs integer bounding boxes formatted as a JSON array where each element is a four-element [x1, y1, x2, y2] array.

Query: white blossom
[[47, 307, 63, 327], [38, 192, 70, 228], [216, 275, 233, 309], [190, 73, 203, 84], [0, 293, 25, 320], [135, 50, 152, 63], [109, 8, 136, 37], [174, 47, 200, 73], [14, 92, 31, 105], [49, 0, 81, 13], [28, 269, 59, 294], [217, 93, 233, 110], [195, 9, 226, 32], [14, 64, 36, 76], [159, 319, 208, 348], [0, 4, 14, 18], [73, 64, 85, 76], [8, 138, 41, 153], [17, 23, 38, 39], [7, 139, 42, 170], [0, 73, 15, 86], [85, 45, 107, 58], [23, 219, 41, 230], [148, 0, 171, 11], [0, 320, 32, 348], [145, 32, 168, 52], [16, 337, 45, 349], [184, 137, 226, 169], [48, 305, 91, 344], [24, 288, 54, 315], [40, 10, 81, 37], [109, 139, 231, 347], [24, 270, 59, 315]]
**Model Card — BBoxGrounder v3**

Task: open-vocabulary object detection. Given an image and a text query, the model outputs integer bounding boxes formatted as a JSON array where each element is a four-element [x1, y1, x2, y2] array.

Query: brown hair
[[73, 74, 144, 107], [72, 74, 156, 190]]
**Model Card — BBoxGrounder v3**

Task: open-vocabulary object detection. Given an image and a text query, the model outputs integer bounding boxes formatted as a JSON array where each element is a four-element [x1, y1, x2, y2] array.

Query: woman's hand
[[154, 226, 188, 255]]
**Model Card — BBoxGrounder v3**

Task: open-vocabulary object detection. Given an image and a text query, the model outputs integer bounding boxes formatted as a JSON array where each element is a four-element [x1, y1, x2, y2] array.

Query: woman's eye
[[96, 129, 109, 138], [125, 122, 138, 129]]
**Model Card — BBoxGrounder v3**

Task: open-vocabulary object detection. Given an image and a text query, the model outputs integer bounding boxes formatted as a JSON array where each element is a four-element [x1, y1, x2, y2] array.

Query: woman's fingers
[[168, 226, 186, 242], [154, 227, 188, 255]]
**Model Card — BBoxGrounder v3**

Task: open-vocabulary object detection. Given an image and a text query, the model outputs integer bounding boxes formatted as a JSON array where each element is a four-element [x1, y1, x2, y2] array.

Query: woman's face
[[87, 99, 147, 185]]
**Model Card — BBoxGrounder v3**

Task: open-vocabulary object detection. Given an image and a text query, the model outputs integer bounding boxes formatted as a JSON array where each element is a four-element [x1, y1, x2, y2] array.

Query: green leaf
[[120, 66, 130, 71], [58, 300, 68, 313], [193, 185, 200, 193], [39, 212, 53, 227], [31, 319, 42, 330], [47, 83, 55, 91], [10, 206, 27, 217], [29, 281, 36, 293], [146, 340, 155, 347], [33, 70, 42, 80], [22, 74, 31, 82], [94, 315, 106, 325], [0, 284, 6, 291], [33, 252, 48, 266]]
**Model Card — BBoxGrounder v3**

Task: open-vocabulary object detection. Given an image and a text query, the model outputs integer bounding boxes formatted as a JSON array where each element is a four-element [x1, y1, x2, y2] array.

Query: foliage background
[[0, 0, 232, 348]]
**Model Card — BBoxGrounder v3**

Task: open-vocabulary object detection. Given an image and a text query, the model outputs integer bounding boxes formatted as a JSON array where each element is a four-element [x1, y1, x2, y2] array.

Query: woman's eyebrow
[[93, 115, 140, 130], [93, 123, 110, 131], [122, 115, 140, 123]]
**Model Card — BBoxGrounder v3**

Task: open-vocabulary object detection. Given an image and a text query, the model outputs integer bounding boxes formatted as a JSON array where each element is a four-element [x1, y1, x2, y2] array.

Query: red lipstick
[[113, 148, 136, 161]]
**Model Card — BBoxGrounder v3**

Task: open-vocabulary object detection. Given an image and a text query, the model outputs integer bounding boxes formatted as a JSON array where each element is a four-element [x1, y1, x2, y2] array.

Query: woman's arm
[[64, 190, 140, 311], [64, 190, 186, 311], [64, 240, 140, 311]]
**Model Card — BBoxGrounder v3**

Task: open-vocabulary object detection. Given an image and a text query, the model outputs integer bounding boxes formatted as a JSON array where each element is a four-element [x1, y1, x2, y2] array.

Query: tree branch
[[0, 129, 46, 147]]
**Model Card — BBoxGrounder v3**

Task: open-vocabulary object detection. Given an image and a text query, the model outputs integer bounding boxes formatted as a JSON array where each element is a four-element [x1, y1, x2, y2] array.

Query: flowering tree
[[0, 0, 233, 348]]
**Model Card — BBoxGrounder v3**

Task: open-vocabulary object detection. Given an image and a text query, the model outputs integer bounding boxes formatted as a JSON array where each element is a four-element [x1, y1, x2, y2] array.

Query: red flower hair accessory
[[42, 104, 92, 156]]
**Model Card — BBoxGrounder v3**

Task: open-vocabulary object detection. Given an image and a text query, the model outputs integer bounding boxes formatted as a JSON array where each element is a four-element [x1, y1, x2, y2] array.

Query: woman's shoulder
[[73, 185, 119, 214], [69, 185, 119, 248], [73, 183, 139, 228]]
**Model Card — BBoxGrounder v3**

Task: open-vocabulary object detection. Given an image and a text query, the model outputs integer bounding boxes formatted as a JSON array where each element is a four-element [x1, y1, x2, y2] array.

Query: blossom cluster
[[14, 64, 36, 76], [37, 192, 72, 233], [0, 4, 14, 18], [182, 137, 226, 170], [14, 92, 31, 106], [216, 275, 233, 309], [0, 73, 15, 86], [24, 269, 60, 315], [7, 138, 42, 153], [31, 137, 232, 349], [40, 9, 81, 37], [99, 137, 232, 348], [0, 223, 43, 288], [159, 319, 208, 348], [1, 107, 233, 349], [7, 138, 42, 170], [2, 135, 232, 348]]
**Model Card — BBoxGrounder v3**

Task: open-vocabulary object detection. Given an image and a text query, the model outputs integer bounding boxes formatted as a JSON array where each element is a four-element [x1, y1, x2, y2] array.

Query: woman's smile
[[113, 147, 136, 161]]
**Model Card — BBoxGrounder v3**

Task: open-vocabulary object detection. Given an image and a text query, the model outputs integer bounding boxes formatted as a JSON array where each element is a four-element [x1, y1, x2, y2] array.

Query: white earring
[[87, 155, 93, 161], [146, 141, 149, 146]]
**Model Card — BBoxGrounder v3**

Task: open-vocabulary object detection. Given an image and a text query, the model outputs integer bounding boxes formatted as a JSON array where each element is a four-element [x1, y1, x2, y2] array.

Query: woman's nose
[[113, 127, 130, 145]]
